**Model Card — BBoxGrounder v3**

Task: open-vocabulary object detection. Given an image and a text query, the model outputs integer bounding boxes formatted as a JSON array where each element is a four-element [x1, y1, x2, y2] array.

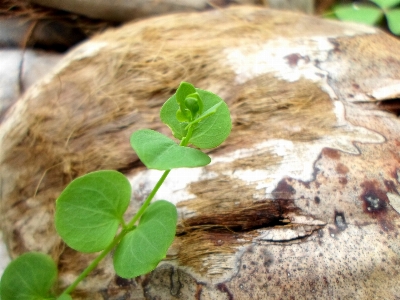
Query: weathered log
[[1, 5, 400, 299]]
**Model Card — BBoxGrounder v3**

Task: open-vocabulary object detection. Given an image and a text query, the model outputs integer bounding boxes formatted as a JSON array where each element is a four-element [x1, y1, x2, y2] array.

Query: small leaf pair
[[131, 82, 231, 172], [161, 82, 231, 149], [333, 0, 400, 35], [55, 170, 177, 278]]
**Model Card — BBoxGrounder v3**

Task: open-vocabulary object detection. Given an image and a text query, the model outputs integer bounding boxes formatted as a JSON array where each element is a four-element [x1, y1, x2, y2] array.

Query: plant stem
[[126, 169, 171, 228], [180, 125, 194, 147], [60, 228, 128, 296]]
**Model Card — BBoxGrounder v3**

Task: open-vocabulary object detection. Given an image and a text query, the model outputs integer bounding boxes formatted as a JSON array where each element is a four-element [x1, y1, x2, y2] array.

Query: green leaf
[[176, 82, 197, 109], [113, 200, 177, 278], [161, 88, 232, 149], [184, 93, 203, 119], [370, 0, 400, 9], [185, 102, 223, 129], [386, 9, 400, 35], [176, 82, 197, 122], [0, 252, 57, 300], [334, 4, 384, 25], [57, 295, 73, 300], [130, 129, 211, 170], [55, 170, 131, 253]]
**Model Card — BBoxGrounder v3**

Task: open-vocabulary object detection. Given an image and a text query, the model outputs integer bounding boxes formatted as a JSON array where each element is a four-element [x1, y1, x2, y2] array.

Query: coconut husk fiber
[[1, 5, 400, 299]]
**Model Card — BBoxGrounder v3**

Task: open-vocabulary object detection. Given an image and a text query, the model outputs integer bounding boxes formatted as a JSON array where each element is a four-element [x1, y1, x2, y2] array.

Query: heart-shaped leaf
[[130, 129, 211, 170], [0, 252, 57, 300], [55, 170, 131, 253], [386, 9, 400, 35], [334, 4, 383, 25], [160, 88, 231, 149], [113, 200, 177, 278], [371, 0, 400, 9]]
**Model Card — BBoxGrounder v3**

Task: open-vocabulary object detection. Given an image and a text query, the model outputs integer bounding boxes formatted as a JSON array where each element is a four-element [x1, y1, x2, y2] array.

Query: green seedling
[[330, 0, 400, 35], [0, 82, 232, 299]]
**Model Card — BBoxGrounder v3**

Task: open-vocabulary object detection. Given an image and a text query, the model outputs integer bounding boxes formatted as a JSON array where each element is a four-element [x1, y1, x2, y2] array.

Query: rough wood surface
[[1, 6, 400, 299]]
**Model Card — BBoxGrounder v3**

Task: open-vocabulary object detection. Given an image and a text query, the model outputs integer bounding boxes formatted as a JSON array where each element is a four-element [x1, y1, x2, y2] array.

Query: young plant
[[0, 82, 232, 299], [331, 0, 400, 35]]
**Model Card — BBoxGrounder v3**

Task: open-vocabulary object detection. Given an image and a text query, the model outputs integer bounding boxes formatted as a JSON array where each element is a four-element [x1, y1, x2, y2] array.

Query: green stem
[[60, 228, 128, 296], [126, 169, 171, 228], [126, 126, 195, 230], [180, 125, 194, 147]]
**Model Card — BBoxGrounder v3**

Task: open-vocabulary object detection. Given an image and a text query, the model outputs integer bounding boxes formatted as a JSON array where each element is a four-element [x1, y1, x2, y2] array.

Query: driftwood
[[1, 5, 400, 299]]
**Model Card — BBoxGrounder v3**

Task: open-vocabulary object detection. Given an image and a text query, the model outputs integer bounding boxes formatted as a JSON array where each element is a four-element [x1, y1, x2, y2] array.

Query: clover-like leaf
[[386, 9, 400, 35], [113, 200, 177, 278], [371, 0, 400, 9], [334, 4, 383, 25], [160, 88, 231, 149], [130, 129, 211, 170], [55, 170, 131, 253], [0, 252, 57, 300]]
